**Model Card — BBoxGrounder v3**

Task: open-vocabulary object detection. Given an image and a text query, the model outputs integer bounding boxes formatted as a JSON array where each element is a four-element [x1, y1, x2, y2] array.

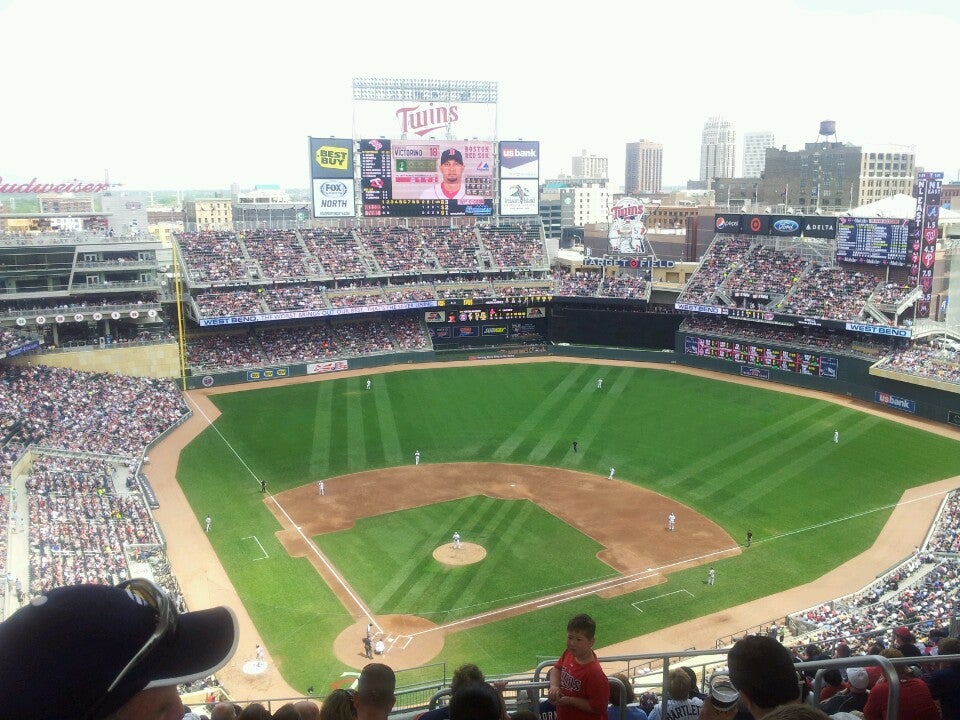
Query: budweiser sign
[[0, 177, 110, 194]]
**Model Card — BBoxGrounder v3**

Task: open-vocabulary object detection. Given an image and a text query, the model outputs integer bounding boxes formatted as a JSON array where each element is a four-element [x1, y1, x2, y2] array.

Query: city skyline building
[[743, 131, 775, 178], [699, 116, 736, 189], [625, 140, 663, 196], [571, 150, 609, 181]]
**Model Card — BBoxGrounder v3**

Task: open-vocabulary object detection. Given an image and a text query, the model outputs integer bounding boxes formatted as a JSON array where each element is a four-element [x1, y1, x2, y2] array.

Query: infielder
[[205, 515, 212, 533], [318, 480, 325, 496], [708, 567, 715, 586], [667, 512, 676, 531], [453, 531, 461, 549], [608, 467, 615, 480]]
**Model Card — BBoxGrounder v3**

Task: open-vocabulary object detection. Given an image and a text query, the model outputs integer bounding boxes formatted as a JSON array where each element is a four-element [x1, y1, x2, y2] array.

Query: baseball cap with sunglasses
[[0, 578, 239, 720]]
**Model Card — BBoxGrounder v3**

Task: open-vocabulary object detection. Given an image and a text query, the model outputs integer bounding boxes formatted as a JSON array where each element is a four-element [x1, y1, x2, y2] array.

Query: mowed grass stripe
[[716, 412, 884, 514], [308, 383, 335, 479], [346, 385, 368, 472], [559, 368, 631, 471], [526, 368, 610, 462], [685, 405, 856, 502], [659, 401, 830, 488], [492, 364, 592, 460], [373, 381, 404, 467]]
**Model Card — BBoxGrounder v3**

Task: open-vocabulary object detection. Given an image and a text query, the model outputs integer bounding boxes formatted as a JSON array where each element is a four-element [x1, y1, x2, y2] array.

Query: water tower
[[816, 120, 838, 143]]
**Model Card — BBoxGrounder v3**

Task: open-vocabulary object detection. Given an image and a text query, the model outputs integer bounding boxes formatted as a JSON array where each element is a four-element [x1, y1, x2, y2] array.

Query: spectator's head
[[608, 672, 636, 707], [449, 681, 502, 720], [239, 703, 273, 720], [566, 613, 597, 640], [211, 701, 239, 720], [728, 636, 802, 719], [844, 668, 869, 693], [0, 579, 238, 720], [879, 648, 907, 676], [666, 668, 693, 701], [893, 626, 915, 647], [802, 644, 821, 660], [452, 664, 486, 693], [319, 690, 356, 720], [295, 700, 322, 720], [938, 636, 960, 656], [637, 692, 659, 714], [821, 669, 843, 689], [833, 643, 850, 659], [273, 703, 301, 720], [355, 663, 396, 720], [679, 667, 699, 695]]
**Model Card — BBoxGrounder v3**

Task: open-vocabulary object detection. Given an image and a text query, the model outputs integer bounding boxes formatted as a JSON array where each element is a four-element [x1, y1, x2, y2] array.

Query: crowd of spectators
[[927, 491, 960, 552], [777, 264, 880, 321], [185, 314, 432, 370], [195, 290, 266, 318], [722, 245, 808, 299], [554, 270, 602, 297], [301, 228, 369, 278], [679, 317, 891, 360], [179, 231, 251, 284], [600, 274, 649, 300], [0, 365, 188, 462], [872, 281, 918, 308], [261, 284, 329, 312], [786, 490, 960, 654], [478, 224, 547, 268], [26, 453, 159, 595], [677, 236, 752, 304], [242, 230, 317, 280], [0, 328, 37, 356], [876, 343, 960, 385]]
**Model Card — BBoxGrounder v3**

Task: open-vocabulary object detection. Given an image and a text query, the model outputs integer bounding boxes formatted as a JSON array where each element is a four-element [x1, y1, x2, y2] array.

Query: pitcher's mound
[[433, 542, 486, 566]]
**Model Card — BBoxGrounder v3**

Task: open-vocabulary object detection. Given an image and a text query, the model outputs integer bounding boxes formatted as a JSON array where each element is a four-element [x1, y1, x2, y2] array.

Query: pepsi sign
[[714, 214, 741, 233]]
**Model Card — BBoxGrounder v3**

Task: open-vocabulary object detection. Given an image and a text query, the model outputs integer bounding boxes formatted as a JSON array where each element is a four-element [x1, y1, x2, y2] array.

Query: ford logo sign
[[321, 181, 348, 197], [773, 219, 799, 232]]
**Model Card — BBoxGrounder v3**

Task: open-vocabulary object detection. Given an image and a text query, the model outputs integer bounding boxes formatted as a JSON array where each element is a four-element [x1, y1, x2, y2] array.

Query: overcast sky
[[1, 0, 958, 192]]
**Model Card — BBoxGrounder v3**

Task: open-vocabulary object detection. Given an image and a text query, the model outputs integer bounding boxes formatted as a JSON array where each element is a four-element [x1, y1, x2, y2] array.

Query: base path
[[146, 358, 960, 698]]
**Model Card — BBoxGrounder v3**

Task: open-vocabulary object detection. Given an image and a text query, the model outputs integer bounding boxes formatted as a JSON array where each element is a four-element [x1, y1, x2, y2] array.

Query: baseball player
[[608, 467, 615, 480], [596, 378, 603, 389], [453, 531, 461, 549], [205, 515, 212, 533], [708, 567, 715, 586], [420, 148, 467, 200], [414, 450, 420, 465], [366, 379, 372, 390], [318, 480, 325, 496], [667, 512, 676, 531], [833, 430, 839, 443]]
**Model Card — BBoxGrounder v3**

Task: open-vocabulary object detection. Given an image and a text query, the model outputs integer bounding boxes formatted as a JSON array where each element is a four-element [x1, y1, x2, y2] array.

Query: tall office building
[[625, 140, 663, 195], [743, 131, 775, 178], [571, 150, 609, 180], [699, 116, 736, 188]]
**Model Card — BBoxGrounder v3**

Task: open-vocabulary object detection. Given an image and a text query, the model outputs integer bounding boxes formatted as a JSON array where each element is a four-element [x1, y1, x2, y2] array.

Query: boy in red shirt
[[548, 614, 609, 720]]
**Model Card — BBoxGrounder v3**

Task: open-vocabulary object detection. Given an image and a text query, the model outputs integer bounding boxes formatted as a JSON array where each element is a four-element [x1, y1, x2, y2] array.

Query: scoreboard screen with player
[[359, 139, 495, 217], [683, 335, 838, 378]]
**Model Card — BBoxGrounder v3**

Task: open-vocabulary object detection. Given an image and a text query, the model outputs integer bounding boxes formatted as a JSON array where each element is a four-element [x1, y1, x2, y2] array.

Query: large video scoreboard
[[836, 216, 912, 266], [359, 139, 495, 217], [425, 301, 547, 346]]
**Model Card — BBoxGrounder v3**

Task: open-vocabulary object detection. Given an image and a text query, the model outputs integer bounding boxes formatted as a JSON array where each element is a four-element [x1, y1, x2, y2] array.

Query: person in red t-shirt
[[548, 614, 609, 720], [863, 648, 939, 720]]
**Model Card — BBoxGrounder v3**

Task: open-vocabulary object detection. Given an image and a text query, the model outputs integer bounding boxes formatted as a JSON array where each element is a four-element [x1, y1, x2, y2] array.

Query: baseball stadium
[[2, 78, 959, 718]]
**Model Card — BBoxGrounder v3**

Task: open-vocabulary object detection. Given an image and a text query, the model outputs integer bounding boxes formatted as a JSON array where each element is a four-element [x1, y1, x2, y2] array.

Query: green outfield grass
[[175, 361, 960, 692]]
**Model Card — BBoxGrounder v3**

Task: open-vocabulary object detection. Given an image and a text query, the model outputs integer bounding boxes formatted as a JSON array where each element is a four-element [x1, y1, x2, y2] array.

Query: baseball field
[[167, 359, 960, 694]]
